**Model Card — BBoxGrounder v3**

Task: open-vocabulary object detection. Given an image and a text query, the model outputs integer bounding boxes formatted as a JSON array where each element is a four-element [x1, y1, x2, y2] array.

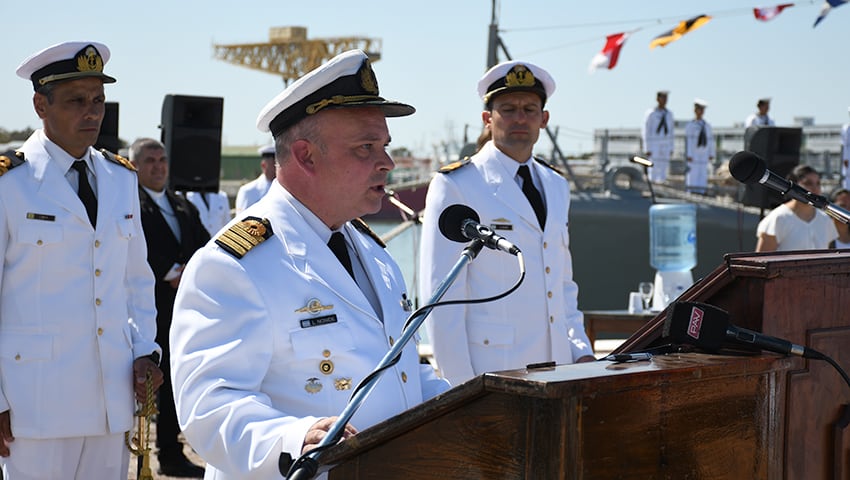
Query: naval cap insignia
[[505, 65, 535, 88], [76, 45, 105, 74], [295, 298, 333, 315]]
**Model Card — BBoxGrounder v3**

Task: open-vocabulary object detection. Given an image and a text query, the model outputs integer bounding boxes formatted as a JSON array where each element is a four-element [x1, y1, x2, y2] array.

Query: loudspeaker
[[161, 95, 224, 192], [740, 126, 802, 209], [95, 102, 120, 154]]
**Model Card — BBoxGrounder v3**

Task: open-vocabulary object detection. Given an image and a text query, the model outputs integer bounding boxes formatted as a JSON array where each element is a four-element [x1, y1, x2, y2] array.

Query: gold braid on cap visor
[[306, 95, 383, 115]]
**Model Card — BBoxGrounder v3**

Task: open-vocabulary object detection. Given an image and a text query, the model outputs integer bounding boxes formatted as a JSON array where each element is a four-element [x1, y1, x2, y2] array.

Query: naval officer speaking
[[169, 49, 450, 479]]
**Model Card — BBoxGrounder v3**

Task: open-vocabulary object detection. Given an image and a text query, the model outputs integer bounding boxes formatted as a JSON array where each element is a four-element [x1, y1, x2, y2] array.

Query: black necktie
[[656, 110, 668, 135], [697, 122, 707, 147], [72, 160, 97, 227], [328, 232, 355, 280], [518, 165, 546, 229]]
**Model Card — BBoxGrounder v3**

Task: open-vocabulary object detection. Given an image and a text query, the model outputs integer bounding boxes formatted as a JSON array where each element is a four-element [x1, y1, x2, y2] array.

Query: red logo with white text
[[687, 306, 704, 339]]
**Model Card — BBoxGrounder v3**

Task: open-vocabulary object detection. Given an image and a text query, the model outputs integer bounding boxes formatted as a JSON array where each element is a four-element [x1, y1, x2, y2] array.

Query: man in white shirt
[[641, 90, 674, 182], [745, 98, 775, 128], [185, 190, 231, 236], [235, 144, 275, 214], [684, 98, 715, 194]]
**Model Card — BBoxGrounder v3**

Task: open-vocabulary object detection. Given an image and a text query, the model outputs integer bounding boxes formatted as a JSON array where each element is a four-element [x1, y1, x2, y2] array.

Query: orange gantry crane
[[213, 26, 382, 84]]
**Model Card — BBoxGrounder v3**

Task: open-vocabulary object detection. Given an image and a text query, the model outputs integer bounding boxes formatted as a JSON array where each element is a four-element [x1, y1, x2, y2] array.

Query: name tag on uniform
[[490, 217, 512, 231], [300, 314, 337, 329], [26, 213, 55, 222]]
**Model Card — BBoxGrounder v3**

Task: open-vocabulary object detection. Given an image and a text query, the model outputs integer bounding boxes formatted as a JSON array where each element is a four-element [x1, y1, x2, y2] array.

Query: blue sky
[[2, 0, 847, 158]]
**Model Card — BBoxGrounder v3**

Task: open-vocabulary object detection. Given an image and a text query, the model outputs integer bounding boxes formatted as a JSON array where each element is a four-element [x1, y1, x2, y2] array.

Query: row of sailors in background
[[642, 92, 850, 193]]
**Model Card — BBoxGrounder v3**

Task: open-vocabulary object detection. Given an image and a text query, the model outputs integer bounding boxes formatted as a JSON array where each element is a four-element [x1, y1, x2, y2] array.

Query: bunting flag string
[[649, 15, 712, 49], [580, 3, 841, 75], [754, 3, 795, 21]]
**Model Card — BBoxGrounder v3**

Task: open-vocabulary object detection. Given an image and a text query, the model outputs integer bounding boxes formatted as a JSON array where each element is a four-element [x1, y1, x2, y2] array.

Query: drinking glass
[[638, 281, 654, 311]]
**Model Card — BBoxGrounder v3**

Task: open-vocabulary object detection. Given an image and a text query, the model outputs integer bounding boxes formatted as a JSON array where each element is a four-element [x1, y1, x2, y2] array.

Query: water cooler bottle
[[649, 203, 697, 311]]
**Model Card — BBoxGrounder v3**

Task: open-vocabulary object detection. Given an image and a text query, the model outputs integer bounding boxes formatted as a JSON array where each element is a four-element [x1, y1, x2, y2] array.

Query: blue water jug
[[649, 203, 697, 272]]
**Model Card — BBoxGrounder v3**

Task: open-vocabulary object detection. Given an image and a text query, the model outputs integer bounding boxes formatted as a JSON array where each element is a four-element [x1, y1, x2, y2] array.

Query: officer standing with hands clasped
[[0, 41, 162, 479], [419, 60, 595, 388], [169, 49, 450, 479]]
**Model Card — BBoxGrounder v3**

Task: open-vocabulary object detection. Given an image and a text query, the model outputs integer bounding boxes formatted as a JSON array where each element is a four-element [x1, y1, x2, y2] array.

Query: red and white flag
[[588, 32, 630, 72], [753, 3, 794, 21]]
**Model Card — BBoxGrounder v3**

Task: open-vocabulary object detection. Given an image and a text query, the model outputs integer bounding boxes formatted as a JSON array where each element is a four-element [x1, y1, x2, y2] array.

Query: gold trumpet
[[126, 371, 158, 480]]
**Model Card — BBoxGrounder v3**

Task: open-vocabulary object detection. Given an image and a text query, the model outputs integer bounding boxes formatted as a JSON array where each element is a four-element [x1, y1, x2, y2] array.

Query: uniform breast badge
[[305, 378, 323, 394], [319, 359, 334, 375], [334, 378, 352, 391], [295, 298, 334, 315]]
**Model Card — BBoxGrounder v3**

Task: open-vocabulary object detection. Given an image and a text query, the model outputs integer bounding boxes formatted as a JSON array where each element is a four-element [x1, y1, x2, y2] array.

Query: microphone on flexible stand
[[728, 151, 850, 225], [662, 301, 824, 359], [438, 204, 521, 255]]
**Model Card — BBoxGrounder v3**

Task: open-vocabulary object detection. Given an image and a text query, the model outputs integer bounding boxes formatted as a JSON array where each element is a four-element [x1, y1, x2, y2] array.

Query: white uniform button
[[389, 336, 395, 346], [97, 327, 104, 336], [14, 354, 21, 361], [543, 242, 548, 249], [37, 240, 43, 246], [95, 269, 101, 277], [401, 372, 408, 383], [94, 240, 101, 248], [547, 291, 553, 299], [545, 266, 551, 274], [549, 316, 554, 323], [95, 298, 102, 306], [483, 339, 490, 345]]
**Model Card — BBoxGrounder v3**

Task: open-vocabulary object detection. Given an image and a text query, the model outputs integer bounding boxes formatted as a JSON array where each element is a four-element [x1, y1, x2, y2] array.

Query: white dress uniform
[[170, 182, 449, 479], [235, 174, 272, 214], [684, 119, 715, 194], [185, 190, 231, 236], [642, 107, 674, 182], [841, 122, 850, 190], [0, 130, 159, 438], [744, 113, 775, 127], [418, 141, 593, 387]]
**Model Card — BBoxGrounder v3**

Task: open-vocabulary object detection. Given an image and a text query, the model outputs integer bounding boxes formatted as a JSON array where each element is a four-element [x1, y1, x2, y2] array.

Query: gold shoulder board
[[352, 218, 386, 248], [438, 157, 472, 174], [0, 151, 26, 177], [101, 149, 137, 171], [215, 217, 274, 259]]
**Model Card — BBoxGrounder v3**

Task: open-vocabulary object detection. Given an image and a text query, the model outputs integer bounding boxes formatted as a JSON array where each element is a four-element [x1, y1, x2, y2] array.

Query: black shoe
[[157, 454, 205, 478]]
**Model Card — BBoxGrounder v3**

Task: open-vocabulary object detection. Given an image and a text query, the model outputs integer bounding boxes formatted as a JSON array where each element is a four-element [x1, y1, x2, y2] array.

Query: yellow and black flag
[[649, 15, 712, 49]]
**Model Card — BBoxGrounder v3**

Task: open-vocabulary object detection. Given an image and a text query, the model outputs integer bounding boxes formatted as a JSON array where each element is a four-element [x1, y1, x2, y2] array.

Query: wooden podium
[[618, 249, 850, 479], [320, 354, 791, 479], [315, 250, 849, 479]]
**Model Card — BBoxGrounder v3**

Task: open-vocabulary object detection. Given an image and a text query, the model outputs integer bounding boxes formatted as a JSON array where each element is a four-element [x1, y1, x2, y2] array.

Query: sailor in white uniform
[[419, 60, 595, 388], [0, 41, 161, 479], [170, 49, 449, 480], [641, 90, 675, 182], [684, 98, 715, 194], [234, 143, 275, 214], [745, 97, 775, 128], [185, 189, 231, 236]]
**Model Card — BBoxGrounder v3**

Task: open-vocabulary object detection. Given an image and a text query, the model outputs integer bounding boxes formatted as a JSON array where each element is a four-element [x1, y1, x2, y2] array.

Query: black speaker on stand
[[95, 102, 120, 154], [160, 95, 224, 192], [740, 126, 802, 210]]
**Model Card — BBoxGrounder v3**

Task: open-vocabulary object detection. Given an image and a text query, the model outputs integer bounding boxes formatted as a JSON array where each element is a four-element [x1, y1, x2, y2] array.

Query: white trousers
[[0, 433, 129, 479], [686, 159, 709, 193]]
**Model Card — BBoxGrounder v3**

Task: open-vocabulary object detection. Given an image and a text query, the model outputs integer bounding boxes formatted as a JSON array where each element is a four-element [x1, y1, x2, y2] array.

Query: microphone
[[438, 204, 521, 255], [728, 151, 829, 209], [662, 301, 824, 360]]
